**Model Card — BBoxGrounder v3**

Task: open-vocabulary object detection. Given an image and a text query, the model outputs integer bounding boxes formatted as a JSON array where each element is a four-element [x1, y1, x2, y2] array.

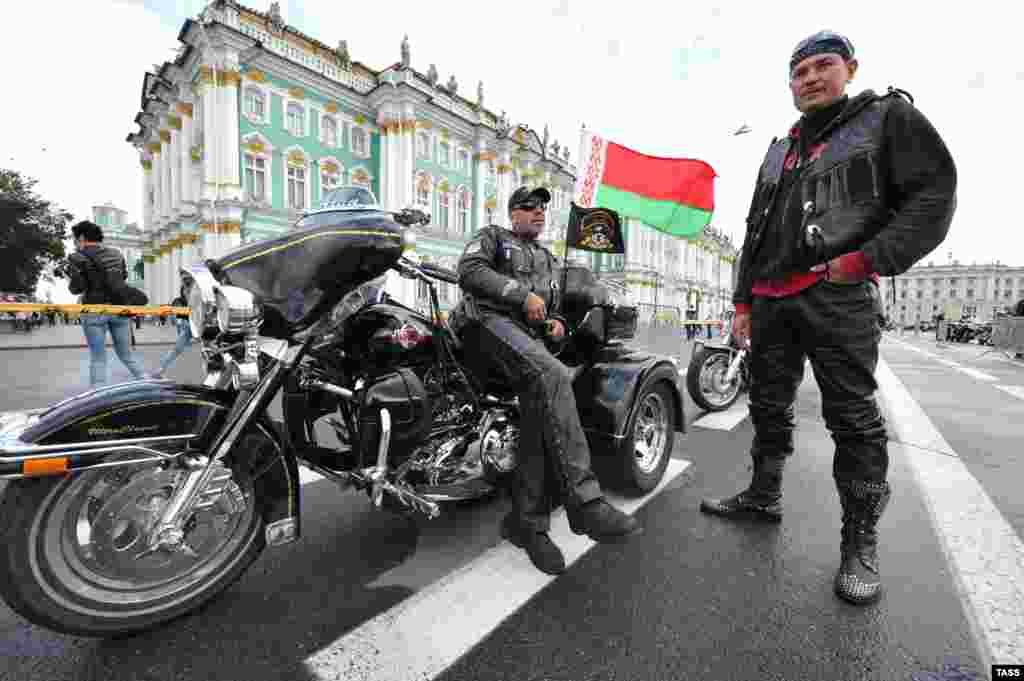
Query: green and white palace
[[127, 1, 738, 321]]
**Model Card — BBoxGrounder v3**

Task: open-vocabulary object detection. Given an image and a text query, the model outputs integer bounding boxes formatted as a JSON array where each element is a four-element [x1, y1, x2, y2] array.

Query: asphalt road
[[0, 331, 1019, 681]]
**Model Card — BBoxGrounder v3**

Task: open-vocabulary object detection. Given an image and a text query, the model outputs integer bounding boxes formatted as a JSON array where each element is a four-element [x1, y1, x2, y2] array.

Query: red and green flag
[[573, 131, 716, 239]]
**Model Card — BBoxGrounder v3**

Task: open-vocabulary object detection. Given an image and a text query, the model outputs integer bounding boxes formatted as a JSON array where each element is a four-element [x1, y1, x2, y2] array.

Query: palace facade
[[127, 0, 737, 319]]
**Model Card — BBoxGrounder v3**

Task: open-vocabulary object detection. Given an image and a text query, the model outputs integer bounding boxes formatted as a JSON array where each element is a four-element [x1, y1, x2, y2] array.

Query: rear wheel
[[687, 347, 743, 412], [0, 427, 278, 637], [612, 381, 675, 494]]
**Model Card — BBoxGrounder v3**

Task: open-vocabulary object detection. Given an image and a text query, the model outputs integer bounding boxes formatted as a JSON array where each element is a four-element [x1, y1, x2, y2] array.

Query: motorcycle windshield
[[212, 209, 404, 338]]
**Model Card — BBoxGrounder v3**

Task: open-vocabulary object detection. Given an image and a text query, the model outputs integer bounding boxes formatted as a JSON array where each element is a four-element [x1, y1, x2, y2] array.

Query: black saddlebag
[[356, 368, 432, 467], [556, 265, 637, 344]]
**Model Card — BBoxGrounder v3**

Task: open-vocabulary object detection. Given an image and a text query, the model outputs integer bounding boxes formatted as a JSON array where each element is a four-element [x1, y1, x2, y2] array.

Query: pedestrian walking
[[66, 220, 148, 387], [153, 286, 195, 379], [699, 31, 957, 605]]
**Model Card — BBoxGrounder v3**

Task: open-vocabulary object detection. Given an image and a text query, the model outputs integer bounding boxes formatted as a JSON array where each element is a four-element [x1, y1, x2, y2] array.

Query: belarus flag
[[574, 131, 717, 239]]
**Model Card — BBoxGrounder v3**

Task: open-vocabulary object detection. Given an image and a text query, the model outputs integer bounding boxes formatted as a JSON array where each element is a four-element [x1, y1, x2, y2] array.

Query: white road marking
[[875, 358, 1024, 667], [994, 385, 1024, 401], [691, 399, 749, 431], [958, 367, 999, 382], [302, 459, 691, 681]]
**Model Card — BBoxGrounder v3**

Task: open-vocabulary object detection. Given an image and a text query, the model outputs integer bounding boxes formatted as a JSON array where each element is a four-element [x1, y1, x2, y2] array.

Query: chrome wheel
[[28, 455, 255, 617], [632, 391, 669, 475], [698, 352, 741, 409]]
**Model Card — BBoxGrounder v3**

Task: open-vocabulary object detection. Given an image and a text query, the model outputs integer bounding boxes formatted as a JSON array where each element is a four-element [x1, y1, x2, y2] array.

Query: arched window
[[350, 167, 372, 190], [241, 134, 273, 205], [244, 86, 266, 122], [286, 149, 308, 210], [320, 159, 343, 194], [457, 187, 471, 235], [437, 182, 450, 232], [417, 132, 431, 159], [415, 172, 432, 209], [286, 102, 305, 137], [321, 116, 338, 147], [351, 127, 369, 158]]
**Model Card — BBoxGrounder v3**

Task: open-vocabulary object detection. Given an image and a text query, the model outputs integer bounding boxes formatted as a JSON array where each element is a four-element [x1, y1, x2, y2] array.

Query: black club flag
[[565, 202, 625, 254]]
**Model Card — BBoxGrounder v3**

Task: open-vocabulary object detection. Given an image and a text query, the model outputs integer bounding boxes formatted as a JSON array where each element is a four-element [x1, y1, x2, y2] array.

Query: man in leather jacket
[[699, 31, 957, 605], [449, 186, 641, 575]]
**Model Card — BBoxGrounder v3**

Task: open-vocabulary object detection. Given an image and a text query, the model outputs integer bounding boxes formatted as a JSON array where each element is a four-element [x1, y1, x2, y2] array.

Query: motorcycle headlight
[[182, 265, 219, 339], [214, 285, 261, 334], [401, 228, 417, 253]]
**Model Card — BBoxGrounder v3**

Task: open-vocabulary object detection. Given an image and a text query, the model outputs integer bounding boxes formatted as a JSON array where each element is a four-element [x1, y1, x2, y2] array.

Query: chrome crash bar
[[0, 434, 195, 479]]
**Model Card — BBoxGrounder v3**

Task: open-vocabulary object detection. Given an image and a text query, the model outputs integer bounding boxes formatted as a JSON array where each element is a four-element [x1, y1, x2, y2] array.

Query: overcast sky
[[2, 0, 1021, 271]]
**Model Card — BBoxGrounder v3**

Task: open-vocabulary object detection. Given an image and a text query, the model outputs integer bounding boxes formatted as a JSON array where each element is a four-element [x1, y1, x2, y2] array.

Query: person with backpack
[[152, 284, 196, 379], [67, 220, 148, 387]]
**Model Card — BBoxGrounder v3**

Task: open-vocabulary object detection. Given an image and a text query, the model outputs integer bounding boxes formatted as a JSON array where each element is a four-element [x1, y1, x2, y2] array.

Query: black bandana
[[790, 31, 854, 71]]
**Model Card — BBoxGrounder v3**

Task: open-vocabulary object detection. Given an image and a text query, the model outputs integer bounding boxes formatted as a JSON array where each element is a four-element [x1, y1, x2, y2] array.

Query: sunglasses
[[512, 202, 547, 212]]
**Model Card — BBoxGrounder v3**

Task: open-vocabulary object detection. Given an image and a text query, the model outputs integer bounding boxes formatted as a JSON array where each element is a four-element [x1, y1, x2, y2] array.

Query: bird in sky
[[733, 124, 752, 136]]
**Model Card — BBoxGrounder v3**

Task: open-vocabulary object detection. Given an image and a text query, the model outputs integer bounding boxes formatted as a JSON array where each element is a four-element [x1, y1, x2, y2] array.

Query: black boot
[[700, 454, 784, 521], [500, 513, 566, 575], [568, 498, 643, 542], [834, 479, 890, 605]]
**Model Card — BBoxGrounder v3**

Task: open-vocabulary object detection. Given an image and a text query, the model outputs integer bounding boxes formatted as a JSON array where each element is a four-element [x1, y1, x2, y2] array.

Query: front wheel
[[687, 347, 743, 412], [0, 429, 276, 637]]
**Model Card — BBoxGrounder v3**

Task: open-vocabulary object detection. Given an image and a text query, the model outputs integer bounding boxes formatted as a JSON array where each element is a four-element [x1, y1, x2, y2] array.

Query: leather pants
[[748, 280, 889, 484], [459, 313, 603, 531]]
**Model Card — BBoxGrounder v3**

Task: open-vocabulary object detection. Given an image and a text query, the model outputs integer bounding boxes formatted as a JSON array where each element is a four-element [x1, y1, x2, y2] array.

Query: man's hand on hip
[[732, 312, 752, 350]]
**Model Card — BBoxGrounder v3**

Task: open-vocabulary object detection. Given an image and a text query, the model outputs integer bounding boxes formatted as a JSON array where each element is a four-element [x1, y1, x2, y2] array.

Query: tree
[[0, 169, 73, 295]]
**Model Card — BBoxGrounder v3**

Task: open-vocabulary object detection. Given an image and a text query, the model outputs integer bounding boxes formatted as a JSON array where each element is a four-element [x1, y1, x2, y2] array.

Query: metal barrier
[[991, 317, 1024, 354], [0, 303, 189, 318]]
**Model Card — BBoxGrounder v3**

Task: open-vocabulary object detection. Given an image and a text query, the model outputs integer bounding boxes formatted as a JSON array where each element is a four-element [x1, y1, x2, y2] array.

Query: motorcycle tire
[[686, 347, 743, 413], [0, 427, 277, 638], [612, 381, 675, 494]]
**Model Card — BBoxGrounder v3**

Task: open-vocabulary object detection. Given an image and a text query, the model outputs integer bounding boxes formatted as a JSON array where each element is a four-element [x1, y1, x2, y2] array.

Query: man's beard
[[512, 221, 544, 240]]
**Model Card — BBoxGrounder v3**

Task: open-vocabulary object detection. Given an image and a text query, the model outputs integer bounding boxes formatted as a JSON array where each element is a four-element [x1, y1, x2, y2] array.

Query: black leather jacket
[[449, 225, 561, 335], [68, 246, 128, 304], [734, 89, 957, 306]]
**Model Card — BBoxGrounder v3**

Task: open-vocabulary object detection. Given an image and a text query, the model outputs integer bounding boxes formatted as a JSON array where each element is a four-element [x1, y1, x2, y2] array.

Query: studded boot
[[834, 479, 891, 605], [699, 453, 785, 521]]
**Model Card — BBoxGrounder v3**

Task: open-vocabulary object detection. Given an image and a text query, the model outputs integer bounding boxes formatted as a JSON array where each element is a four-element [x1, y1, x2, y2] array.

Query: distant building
[[878, 260, 1024, 324], [125, 0, 738, 317], [92, 202, 146, 288]]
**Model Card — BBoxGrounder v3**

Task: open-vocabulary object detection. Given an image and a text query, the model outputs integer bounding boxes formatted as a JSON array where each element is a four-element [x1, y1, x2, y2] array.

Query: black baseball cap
[[508, 186, 551, 214]]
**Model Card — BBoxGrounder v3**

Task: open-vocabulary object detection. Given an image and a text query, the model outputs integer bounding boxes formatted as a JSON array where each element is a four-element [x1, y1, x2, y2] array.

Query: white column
[[376, 114, 391, 208], [179, 101, 194, 205], [160, 129, 172, 220], [151, 145, 164, 226], [399, 116, 414, 209], [218, 65, 242, 203], [201, 63, 219, 203], [141, 160, 152, 231], [168, 121, 181, 216], [473, 138, 487, 229]]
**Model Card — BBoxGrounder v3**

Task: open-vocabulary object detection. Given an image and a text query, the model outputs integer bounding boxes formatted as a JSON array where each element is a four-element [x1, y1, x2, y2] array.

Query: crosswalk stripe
[[691, 400, 749, 431], [875, 358, 1024, 667], [301, 459, 691, 681], [994, 385, 1024, 401]]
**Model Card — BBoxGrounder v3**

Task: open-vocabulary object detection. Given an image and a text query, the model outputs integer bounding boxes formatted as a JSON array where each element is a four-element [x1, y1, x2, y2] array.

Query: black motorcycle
[[686, 313, 750, 412], [0, 186, 684, 637]]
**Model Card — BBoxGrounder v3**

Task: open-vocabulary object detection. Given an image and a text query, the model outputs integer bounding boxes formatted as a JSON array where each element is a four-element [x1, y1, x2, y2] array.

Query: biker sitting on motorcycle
[[448, 186, 642, 575]]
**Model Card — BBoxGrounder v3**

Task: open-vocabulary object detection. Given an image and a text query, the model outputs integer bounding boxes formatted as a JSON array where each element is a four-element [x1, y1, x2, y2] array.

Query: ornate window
[[351, 126, 369, 158], [439, 142, 450, 166], [244, 86, 267, 123], [486, 160, 495, 182], [320, 159, 343, 194], [244, 155, 267, 201], [457, 149, 469, 173], [414, 171, 432, 209], [286, 102, 305, 137], [457, 187, 471, 235], [285, 148, 309, 211], [350, 167, 372, 189], [437, 182, 450, 231], [321, 115, 338, 148], [417, 132, 431, 160]]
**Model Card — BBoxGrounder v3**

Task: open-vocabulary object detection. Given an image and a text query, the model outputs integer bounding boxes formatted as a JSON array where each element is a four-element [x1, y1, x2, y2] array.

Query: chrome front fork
[[724, 349, 747, 385]]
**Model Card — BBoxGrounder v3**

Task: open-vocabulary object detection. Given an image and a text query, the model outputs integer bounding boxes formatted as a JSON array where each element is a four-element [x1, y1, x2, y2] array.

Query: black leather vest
[[744, 91, 901, 277]]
